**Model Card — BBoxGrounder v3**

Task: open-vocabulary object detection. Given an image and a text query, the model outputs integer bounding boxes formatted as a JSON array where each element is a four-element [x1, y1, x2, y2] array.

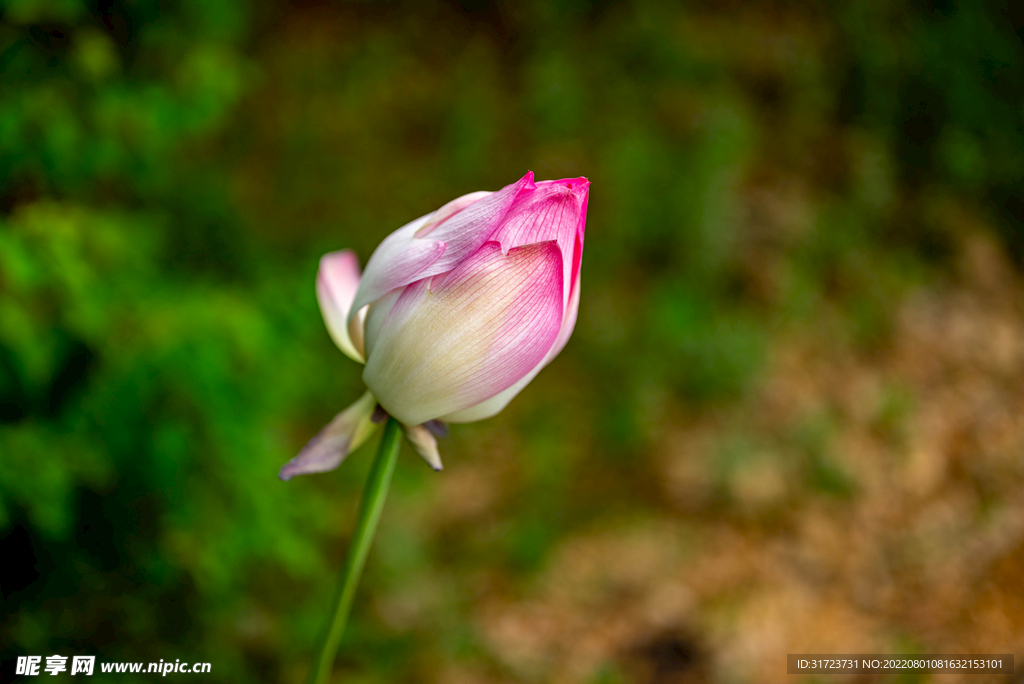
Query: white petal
[[363, 241, 564, 425], [350, 174, 534, 315], [348, 212, 439, 319], [415, 191, 492, 238], [316, 251, 366, 363], [362, 287, 403, 361]]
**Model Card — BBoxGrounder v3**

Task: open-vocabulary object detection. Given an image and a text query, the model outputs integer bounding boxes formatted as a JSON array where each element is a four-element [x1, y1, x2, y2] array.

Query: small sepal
[[279, 392, 379, 480], [402, 423, 443, 471]]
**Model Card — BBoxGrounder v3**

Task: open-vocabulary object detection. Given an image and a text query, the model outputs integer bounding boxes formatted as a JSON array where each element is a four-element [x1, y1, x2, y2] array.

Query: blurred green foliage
[[2, 0, 1022, 681]]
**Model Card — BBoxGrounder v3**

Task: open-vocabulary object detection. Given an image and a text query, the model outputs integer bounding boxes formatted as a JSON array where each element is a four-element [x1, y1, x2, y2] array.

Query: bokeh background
[[3, 0, 1024, 682]]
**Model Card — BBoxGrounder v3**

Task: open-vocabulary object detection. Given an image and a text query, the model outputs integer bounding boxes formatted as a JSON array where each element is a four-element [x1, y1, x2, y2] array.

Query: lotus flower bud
[[280, 171, 588, 479]]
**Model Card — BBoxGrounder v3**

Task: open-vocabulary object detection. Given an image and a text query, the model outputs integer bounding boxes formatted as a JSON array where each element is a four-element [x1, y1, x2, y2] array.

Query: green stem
[[306, 417, 402, 684]]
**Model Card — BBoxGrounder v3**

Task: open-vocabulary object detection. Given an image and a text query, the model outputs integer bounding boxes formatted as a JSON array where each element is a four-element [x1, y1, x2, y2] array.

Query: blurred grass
[[2, 0, 1024, 682]]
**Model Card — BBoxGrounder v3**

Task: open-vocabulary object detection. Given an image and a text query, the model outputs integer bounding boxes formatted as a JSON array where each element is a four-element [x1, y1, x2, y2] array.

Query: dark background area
[[3, 0, 1024, 682]]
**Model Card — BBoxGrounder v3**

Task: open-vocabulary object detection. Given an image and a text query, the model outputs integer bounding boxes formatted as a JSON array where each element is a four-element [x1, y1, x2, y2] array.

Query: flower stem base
[[306, 417, 402, 684]]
